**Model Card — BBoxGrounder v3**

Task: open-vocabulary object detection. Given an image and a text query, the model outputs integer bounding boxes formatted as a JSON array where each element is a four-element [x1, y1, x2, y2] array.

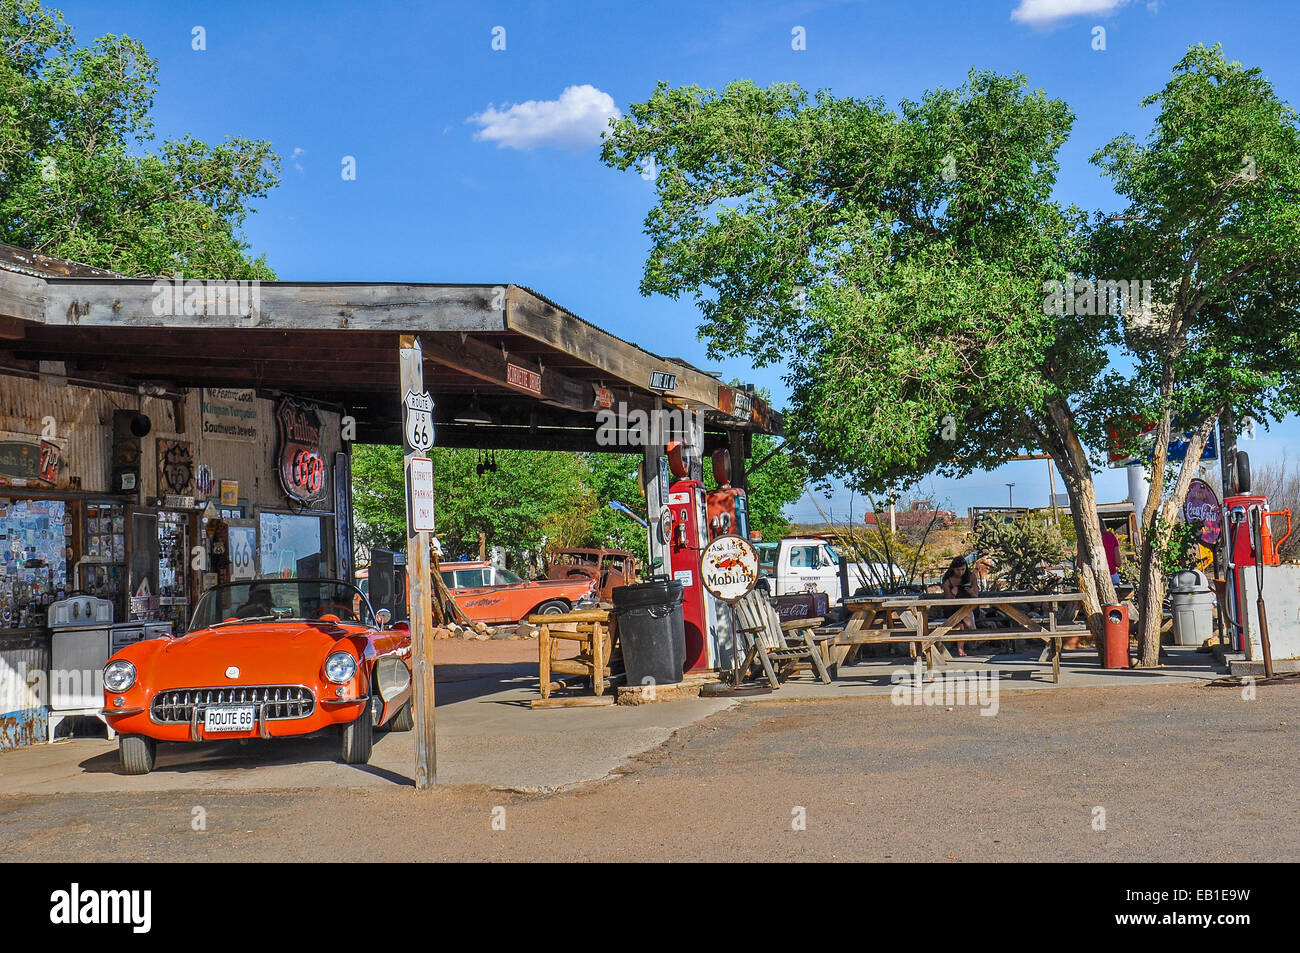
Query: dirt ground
[[2, 679, 1296, 862]]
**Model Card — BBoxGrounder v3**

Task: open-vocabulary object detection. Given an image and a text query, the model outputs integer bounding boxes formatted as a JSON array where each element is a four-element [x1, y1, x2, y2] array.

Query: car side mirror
[[375, 608, 392, 629]]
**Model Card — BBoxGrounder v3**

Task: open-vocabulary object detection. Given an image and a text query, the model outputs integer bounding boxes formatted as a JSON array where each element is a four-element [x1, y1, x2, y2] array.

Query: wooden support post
[[400, 335, 437, 789]]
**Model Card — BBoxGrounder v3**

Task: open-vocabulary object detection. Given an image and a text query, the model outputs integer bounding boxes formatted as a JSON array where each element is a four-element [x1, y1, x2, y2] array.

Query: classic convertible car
[[102, 579, 412, 775]]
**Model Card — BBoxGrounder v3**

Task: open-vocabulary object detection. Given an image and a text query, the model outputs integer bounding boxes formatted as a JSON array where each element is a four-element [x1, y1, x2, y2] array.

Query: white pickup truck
[[755, 537, 904, 603]]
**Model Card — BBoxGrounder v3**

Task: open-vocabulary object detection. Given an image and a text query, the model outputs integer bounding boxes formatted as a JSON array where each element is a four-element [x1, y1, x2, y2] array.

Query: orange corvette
[[102, 579, 412, 775]]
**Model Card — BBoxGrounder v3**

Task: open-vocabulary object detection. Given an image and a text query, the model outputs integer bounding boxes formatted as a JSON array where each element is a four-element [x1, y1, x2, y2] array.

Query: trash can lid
[[1170, 569, 1210, 593]]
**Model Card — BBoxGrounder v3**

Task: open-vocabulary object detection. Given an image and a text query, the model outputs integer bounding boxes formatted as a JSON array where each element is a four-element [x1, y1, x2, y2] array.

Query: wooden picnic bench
[[833, 592, 1090, 683]]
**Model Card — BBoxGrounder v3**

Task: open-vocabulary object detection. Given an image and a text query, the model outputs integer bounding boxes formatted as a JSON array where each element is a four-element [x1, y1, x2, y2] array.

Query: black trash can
[[612, 578, 685, 687]]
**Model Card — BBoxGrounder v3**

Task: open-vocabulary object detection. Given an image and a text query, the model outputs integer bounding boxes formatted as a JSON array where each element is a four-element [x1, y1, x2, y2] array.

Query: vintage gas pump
[[705, 448, 750, 541], [1223, 489, 1292, 653], [665, 446, 748, 670]]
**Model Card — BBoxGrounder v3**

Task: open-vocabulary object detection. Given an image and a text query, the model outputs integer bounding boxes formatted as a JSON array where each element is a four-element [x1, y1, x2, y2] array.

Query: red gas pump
[[665, 448, 751, 671], [667, 478, 711, 670], [1223, 493, 1292, 651]]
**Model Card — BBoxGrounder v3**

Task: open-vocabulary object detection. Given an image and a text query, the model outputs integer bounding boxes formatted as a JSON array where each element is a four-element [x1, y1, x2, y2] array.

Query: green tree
[[0, 0, 278, 276], [351, 445, 596, 565], [604, 51, 1300, 665], [602, 71, 1123, 639], [581, 452, 649, 564], [1089, 44, 1300, 663]]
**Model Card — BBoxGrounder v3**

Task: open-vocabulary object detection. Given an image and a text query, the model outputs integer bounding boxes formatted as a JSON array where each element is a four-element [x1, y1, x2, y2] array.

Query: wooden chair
[[731, 589, 833, 688], [530, 608, 618, 704]]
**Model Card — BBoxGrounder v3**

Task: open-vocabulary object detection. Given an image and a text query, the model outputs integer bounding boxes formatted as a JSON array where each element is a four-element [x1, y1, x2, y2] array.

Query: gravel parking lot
[[2, 679, 1296, 862]]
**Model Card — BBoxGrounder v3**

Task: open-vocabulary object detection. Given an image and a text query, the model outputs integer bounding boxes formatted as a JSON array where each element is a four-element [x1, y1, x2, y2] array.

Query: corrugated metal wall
[[0, 376, 341, 508], [0, 638, 49, 750]]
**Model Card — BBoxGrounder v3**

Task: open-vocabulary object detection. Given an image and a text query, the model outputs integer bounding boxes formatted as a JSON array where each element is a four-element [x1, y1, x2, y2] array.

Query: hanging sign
[[1184, 478, 1223, 546], [650, 370, 678, 391], [403, 390, 435, 454], [408, 456, 436, 532], [506, 362, 543, 395], [700, 534, 760, 603], [275, 397, 327, 505], [593, 384, 615, 410]]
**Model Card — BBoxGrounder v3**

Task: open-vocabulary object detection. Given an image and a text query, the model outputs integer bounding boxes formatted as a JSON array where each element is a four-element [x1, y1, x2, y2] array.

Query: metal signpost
[[399, 335, 438, 788]]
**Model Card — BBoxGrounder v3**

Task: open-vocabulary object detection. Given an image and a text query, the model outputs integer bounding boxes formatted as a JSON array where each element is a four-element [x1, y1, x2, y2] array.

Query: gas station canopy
[[0, 243, 779, 453]]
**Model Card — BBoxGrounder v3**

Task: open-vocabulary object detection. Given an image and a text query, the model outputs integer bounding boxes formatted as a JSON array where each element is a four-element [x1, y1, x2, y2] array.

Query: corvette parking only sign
[[408, 456, 435, 532]]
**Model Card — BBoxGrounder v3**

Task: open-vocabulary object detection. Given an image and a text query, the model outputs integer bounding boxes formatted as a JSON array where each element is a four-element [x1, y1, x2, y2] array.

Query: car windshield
[[190, 580, 375, 630], [496, 569, 525, 584]]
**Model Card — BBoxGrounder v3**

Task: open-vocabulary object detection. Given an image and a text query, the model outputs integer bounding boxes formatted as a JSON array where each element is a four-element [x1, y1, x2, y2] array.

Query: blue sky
[[53, 0, 1300, 520]]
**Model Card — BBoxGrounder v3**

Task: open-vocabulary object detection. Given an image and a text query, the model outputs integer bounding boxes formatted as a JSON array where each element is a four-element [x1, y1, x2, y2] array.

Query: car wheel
[[535, 600, 569, 616], [389, 700, 413, 732], [118, 735, 156, 775], [340, 708, 374, 764]]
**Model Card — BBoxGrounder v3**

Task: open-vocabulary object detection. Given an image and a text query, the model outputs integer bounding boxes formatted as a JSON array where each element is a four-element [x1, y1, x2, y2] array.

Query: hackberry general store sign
[[700, 534, 760, 603]]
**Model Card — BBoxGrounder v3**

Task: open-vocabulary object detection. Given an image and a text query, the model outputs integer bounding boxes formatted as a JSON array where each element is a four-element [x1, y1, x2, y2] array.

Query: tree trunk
[[1041, 401, 1119, 654], [1134, 414, 1219, 666]]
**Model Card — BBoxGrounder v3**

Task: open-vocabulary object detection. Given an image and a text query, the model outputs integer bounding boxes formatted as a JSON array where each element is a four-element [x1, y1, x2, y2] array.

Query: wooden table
[[833, 592, 1090, 682], [530, 608, 618, 708]]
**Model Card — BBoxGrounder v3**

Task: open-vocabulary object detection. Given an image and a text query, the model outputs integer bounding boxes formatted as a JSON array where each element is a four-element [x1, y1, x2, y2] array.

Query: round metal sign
[[699, 534, 760, 603], [1184, 478, 1222, 546]]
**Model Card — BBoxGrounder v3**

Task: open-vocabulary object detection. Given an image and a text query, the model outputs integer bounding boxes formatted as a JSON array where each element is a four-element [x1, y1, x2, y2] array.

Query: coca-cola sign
[[1184, 478, 1222, 546], [275, 397, 327, 505]]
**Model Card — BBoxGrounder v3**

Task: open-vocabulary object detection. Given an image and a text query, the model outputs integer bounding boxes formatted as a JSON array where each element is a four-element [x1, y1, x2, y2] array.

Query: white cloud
[[1011, 0, 1130, 24], [290, 147, 305, 173], [467, 84, 621, 151]]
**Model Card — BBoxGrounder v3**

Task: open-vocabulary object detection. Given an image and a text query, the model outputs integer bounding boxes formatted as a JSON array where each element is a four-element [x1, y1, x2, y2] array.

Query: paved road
[[3, 679, 1296, 862]]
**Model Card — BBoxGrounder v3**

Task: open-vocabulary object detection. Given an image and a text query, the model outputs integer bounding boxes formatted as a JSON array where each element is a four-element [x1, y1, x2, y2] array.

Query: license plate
[[203, 706, 255, 733]]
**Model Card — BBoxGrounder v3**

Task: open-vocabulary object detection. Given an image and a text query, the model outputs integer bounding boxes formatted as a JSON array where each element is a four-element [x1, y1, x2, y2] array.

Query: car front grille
[[151, 686, 315, 724]]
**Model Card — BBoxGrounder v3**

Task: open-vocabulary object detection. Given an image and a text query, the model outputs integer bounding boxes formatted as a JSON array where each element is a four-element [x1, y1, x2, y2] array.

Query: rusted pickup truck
[[546, 548, 639, 602]]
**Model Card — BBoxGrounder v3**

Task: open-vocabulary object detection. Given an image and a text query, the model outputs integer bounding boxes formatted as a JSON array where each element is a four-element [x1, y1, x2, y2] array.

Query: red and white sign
[[408, 456, 436, 532], [506, 363, 542, 395]]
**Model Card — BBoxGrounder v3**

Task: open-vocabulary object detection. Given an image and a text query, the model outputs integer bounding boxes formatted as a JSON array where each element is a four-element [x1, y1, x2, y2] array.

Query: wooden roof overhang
[[0, 259, 779, 453]]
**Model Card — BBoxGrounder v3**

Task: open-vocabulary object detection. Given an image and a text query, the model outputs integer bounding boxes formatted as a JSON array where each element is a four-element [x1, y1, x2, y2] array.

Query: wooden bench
[[530, 608, 619, 707], [834, 592, 1090, 683]]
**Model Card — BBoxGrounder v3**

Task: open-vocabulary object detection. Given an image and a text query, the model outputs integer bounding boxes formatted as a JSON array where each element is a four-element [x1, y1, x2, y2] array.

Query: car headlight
[[325, 651, 357, 684], [104, 659, 137, 693]]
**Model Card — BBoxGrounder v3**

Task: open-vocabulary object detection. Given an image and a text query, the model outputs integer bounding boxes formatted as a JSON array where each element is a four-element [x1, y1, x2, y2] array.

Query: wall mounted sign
[[201, 388, 258, 442], [0, 435, 63, 487], [157, 439, 194, 495], [275, 397, 327, 505], [334, 451, 353, 580], [228, 523, 257, 580], [220, 479, 239, 506], [650, 370, 678, 391], [194, 463, 215, 498], [1184, 478, 1222, 546], [408, 456, 436, 532], [593, 384, 614, 410], [506, 362, 543, 395], [402, 389, 435, 454], [699, 534, 760, 603]]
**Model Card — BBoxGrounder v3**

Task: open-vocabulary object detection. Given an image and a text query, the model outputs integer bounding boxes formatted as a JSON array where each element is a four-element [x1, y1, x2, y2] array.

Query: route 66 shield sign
[[403, 390, 435, 453]]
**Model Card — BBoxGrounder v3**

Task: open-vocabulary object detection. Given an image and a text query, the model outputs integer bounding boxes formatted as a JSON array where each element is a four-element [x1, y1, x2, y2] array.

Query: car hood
[[134, 622, 355, 686]]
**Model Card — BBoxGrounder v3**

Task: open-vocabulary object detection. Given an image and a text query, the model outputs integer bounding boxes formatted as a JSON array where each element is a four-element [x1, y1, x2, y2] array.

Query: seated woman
[[940, 556, 979, 657]]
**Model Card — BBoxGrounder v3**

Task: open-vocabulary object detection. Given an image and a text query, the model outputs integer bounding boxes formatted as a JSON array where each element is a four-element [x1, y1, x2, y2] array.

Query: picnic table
[[832, 592, 1090, 682]]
